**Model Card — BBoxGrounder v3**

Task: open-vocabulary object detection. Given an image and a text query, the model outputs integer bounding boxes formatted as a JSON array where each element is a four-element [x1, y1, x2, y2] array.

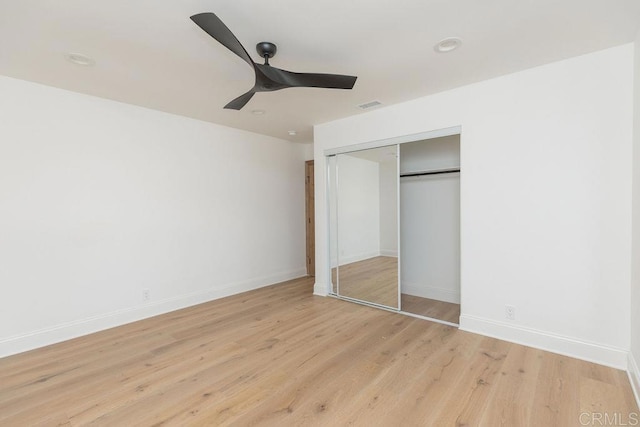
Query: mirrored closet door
[[327, 133, 461, 325], [328, 145, 400, 309]]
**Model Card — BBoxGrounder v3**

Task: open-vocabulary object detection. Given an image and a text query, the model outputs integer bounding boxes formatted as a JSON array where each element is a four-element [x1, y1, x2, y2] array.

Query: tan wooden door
[[305, 160, 315, 276]]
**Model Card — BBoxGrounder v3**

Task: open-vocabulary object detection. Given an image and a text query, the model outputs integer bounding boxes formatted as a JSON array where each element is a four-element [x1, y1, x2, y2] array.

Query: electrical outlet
[[143, 289, 150, 302], [505, 305, 515, 321]]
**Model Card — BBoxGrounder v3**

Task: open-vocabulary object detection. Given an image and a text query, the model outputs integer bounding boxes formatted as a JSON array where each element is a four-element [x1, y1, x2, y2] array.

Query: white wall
[[315, 44, 634, 369], [400, 135, 460, 174], [400, 136, 460, 304], [336, 154, 380, 264], [379, 160, 398, 257], [0, 75, 308, 357], [630, 31, 640, 402]]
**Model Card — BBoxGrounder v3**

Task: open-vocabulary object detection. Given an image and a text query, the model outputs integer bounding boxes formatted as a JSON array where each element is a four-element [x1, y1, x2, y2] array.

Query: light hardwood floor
[[335, 256, 399, 308], [0, 276, 637, 426], [334, 256, 461, 323], [401, 294, 461, 324]]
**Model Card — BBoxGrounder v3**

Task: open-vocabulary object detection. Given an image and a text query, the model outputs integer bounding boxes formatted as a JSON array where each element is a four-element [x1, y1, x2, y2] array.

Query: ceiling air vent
[[358, 100, 382, 110]]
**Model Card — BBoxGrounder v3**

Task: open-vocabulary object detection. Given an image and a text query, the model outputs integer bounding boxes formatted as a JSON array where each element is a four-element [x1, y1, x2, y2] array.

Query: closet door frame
[[396, 143, 402, 311], [324, 125, 462, 324]]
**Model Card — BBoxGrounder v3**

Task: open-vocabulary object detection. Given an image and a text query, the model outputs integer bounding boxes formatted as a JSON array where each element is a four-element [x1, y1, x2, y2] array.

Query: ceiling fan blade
[[224, 90, 256, 110], [190, 13, 254, 68], [259, 66, 357, 90]]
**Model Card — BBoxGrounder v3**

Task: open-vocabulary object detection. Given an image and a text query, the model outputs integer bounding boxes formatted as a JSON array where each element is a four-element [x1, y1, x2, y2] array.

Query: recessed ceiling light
[[251, 109, 266, 115], [434, 37, 462, 53], [288, 130, 297, 136], [64, 53, 95, 66]]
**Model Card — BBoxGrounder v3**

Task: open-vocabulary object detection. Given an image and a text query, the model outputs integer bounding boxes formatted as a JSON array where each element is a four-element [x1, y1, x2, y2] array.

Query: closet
[[327, 133, 460, 325], [399, 136, 460, 323]]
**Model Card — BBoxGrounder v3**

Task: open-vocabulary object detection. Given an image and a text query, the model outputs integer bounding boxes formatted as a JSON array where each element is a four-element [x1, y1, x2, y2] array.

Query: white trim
[[313, 281, 329, 296], [331, 293, 400, 312], [402, 283, 461, 304], [324, 155, 335, 297], [400, 309, 459, 327], [380, 249, 398, 257], [324, 126, 462, 156], [338, 251, 380, 266], [629, 352, 640, 409], [0, 268, 306, 358], [329, 294, 459, 327], [396, 143, 402, 311], [460, 314, 628, 369]]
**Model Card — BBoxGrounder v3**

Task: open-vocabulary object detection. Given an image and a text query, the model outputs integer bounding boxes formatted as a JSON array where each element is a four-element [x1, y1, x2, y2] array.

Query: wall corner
[[313, 281, 328, 296]]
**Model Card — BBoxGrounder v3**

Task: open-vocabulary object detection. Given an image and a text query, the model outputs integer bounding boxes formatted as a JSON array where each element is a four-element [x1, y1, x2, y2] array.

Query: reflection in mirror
[[334, 145, 399, 309], [327, 156, 338, 294]]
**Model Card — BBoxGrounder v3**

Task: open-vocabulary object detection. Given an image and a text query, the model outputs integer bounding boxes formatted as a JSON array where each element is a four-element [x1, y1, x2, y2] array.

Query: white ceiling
[[1, 1, 639, 143]]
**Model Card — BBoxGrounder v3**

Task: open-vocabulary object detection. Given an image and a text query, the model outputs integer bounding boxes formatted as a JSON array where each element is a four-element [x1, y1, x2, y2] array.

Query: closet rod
[[400, 168, 460, 178]]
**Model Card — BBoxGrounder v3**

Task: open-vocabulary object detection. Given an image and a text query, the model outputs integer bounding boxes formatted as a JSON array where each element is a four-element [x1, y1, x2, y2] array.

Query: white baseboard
[[402, 283, 460, 304], [629, 352, 640, 410], [380, 249, 398, 257], [0, 267, 306, 359], [339, 251, 380, 266], [314, 281, 329, 296], [459, 314, 628, 369]]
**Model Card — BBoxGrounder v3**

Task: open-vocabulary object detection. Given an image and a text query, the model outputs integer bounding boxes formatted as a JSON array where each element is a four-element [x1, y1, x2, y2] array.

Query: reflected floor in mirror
[[337, 256, 398, 308], [336, 256, 460, 324]]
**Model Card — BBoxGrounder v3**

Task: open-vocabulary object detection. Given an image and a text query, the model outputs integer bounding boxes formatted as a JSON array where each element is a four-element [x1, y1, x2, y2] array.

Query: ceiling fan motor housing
[[256, 42, 277, 60]]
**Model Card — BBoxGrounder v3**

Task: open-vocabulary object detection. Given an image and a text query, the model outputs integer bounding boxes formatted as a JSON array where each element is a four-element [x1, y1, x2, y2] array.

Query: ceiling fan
[[190, 12, 358, 110]]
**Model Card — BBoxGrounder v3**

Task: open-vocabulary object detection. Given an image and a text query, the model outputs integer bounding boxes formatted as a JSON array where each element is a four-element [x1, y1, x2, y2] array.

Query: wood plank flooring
[[336, 256, 399, 308], [335, 256, 461, 323], [0, 276, 637, 426], [401, 294, 460, 324]]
